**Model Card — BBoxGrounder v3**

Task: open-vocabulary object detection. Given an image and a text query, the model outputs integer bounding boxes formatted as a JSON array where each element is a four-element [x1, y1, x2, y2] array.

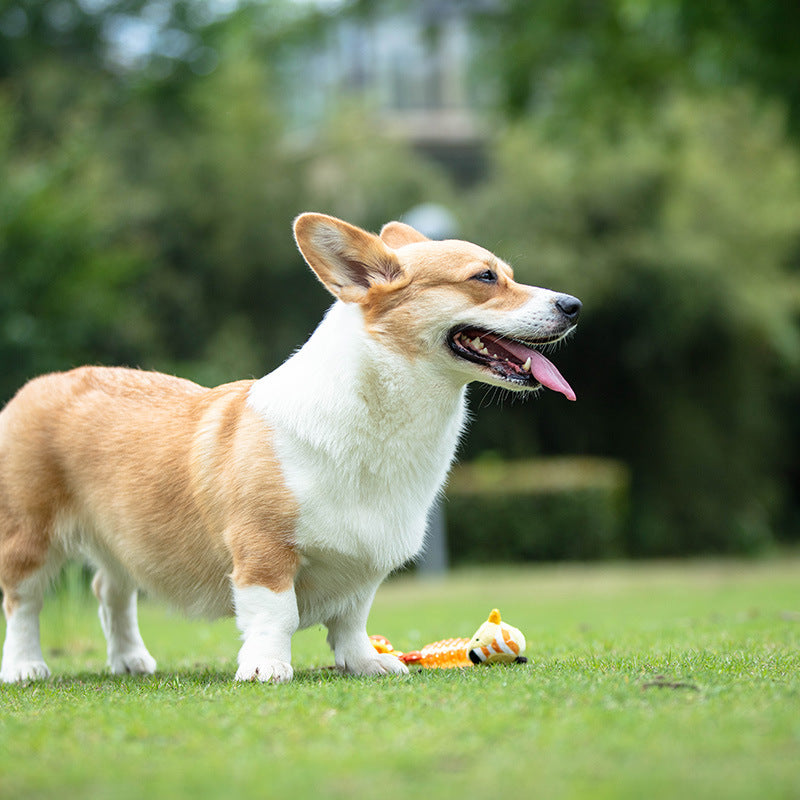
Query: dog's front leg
[[233, 583, 299, 683], [326, 588, 409, 678], [228, 522, 301, 684]]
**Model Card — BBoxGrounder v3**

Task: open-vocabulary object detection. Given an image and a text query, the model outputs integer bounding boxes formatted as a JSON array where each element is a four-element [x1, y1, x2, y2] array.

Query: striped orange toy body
[[369, 609, 527, 670], [399, 637, 472, 669]]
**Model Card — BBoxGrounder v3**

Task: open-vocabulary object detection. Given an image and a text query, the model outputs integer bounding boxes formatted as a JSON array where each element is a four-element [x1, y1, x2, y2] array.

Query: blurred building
[[281, 0, 498, 184]]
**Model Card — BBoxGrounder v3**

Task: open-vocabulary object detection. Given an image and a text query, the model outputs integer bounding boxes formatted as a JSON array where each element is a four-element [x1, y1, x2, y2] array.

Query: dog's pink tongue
[[528, 350, 576, 401], [479, 333, 577, 401]]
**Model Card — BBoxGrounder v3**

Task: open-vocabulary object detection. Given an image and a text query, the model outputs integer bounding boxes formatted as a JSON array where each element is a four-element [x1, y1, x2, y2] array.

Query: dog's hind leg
[[92, 568, 156, 676], [0, 512, 64, 683], [1, 576, 52, 683], [0, 538, 63, 683]]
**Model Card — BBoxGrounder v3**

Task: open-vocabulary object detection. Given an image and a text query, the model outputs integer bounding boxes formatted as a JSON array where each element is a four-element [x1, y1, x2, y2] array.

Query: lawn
[[1, 557, 799, 799]]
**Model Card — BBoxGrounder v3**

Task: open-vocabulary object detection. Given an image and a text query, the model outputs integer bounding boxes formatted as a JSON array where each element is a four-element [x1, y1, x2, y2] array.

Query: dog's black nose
[[555, 294, 582, 321]]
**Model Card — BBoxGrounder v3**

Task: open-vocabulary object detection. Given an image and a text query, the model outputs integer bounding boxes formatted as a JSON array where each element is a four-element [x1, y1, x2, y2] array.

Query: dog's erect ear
[[379, 221, 430, 249], [294, 214, 404, 303]]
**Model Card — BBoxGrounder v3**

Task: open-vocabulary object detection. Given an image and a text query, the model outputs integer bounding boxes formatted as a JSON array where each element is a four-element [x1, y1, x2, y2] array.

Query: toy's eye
[[471, 269, 497, 284]]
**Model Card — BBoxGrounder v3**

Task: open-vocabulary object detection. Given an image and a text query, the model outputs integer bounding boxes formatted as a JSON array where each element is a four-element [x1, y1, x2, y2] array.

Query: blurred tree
[[122, 27, 309, 383], [476, 0, 683, 121], [477, 0, 800, 136], [0, 95, 160, 400], [678, 0, 800, 135], [462, 90, 800, 553], [0, 0, 110, 77]]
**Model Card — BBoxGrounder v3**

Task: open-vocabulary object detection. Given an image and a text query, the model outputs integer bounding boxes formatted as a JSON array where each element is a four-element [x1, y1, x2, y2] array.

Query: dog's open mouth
[[448, 327, 576, 400]]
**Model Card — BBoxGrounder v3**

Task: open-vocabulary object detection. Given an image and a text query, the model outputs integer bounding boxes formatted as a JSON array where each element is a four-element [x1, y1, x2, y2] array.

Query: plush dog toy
[[370, 609, 527, 669]]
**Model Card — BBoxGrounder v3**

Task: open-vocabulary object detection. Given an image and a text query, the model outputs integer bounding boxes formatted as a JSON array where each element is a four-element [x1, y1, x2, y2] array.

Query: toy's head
[[467, 609, 527, 665]]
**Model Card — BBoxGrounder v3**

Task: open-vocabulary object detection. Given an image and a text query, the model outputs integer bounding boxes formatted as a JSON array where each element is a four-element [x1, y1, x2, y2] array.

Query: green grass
[[2, 558, 799, 799]]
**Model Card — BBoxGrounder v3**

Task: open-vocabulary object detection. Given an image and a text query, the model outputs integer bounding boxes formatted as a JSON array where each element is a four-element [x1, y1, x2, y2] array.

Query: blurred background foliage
[[1, 0, 799, 558]]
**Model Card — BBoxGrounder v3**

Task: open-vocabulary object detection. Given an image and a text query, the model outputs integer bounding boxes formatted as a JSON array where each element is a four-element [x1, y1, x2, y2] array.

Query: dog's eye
[[472, 269, 497, 284]]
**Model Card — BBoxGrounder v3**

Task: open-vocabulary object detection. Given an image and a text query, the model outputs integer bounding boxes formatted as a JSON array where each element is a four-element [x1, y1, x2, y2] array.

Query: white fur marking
[[325, 590, 408, 677], [1, 595, 50, 683], [93, 570, 157, 675], [233, 584, 299, 684]]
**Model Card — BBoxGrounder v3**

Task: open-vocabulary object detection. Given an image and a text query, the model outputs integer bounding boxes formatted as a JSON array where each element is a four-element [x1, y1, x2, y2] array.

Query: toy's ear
[[294, 213, 404, 303], [379, 221, 430, 249]]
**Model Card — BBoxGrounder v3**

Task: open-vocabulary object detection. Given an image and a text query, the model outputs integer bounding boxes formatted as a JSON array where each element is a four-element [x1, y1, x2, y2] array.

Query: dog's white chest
[[273, 410, 462, 627], [273, 419, 451, 566], [248, 302, 467, 596]]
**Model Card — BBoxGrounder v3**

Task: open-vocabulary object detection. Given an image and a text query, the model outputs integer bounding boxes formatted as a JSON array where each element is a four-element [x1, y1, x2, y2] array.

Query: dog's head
[[294, 213, 580, 400]]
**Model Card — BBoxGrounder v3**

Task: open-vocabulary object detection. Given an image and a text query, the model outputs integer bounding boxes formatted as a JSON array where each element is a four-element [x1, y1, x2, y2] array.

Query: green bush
[[445, 457, 630, 563]]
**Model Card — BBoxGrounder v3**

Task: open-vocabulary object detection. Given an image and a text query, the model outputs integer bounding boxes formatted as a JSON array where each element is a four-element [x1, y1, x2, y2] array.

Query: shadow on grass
[[37, 664, 383, 692], [23, 662, 538, 699]]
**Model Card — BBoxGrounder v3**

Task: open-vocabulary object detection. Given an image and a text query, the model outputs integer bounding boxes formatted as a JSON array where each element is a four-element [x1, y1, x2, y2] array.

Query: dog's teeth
[[480, 348, 489, 356], [472, 337, 483, 350], [522, 357, 532, 372]]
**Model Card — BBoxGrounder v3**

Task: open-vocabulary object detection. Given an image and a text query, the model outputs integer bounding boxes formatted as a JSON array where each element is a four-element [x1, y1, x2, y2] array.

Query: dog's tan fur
[[0, 368, 298, 619]]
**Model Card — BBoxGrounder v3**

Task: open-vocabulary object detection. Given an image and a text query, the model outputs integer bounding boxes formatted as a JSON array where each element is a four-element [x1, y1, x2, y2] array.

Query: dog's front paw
[[342, 652, 409, 677], [0, 659, 51, 683], [235, 657, 294, 684], [109, 649, 157, 676]]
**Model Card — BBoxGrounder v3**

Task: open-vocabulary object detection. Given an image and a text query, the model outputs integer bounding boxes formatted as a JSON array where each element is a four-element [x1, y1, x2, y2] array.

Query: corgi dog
[[0, 213, 580, 684]]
